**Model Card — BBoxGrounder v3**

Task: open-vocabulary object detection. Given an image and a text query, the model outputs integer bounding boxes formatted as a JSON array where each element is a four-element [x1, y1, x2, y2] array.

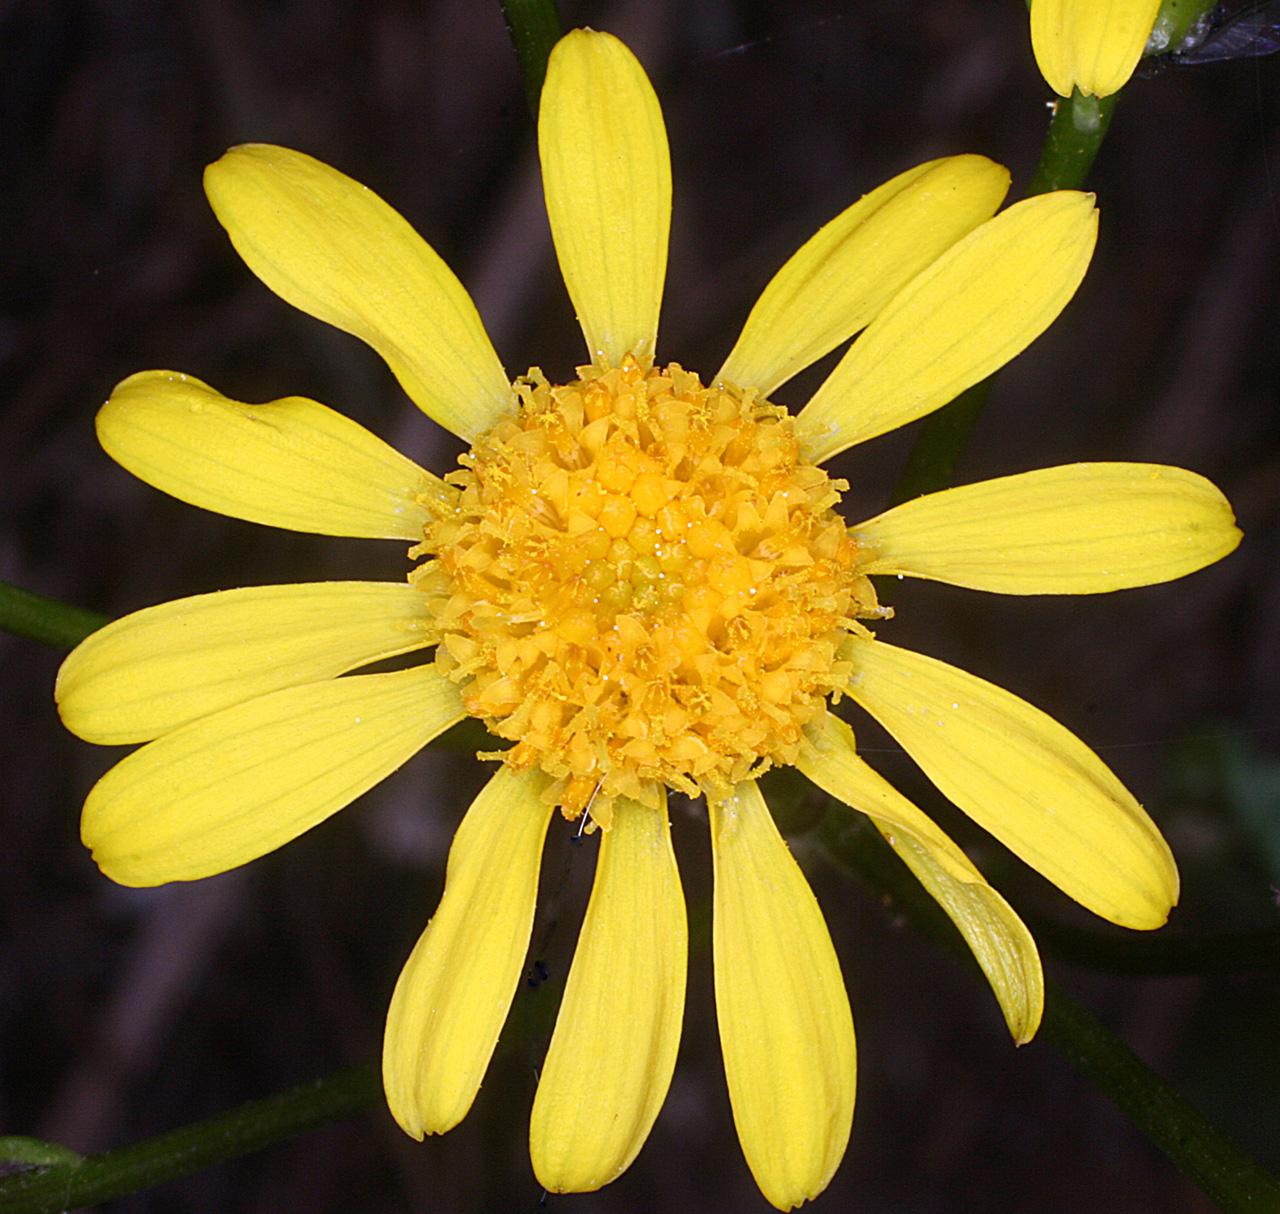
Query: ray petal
[[82, 665, 464, 886], [98, 371, 451, 538], [383, 767, 554, 1136], [57, 581, 435, 744], [844, 636, 1178, 929], [539, 30, 671, 367], [204, 144, 512, 440], [718, 155, 1010, 396], [531, 794, 687, 1192], [799, 713, 1043, 1043], [852, 463, 1241, 593], [710, 781, 855, 1211], [798, 192, 1098, 464]]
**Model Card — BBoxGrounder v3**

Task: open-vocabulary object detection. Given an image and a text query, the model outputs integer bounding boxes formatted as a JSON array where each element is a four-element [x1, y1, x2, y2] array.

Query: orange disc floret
[[413, 357, 884, 821]]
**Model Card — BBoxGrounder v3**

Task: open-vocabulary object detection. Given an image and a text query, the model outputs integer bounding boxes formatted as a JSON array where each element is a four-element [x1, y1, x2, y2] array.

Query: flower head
[[56, 28, 1240, 1210], [1031, 0, 1163, 97]]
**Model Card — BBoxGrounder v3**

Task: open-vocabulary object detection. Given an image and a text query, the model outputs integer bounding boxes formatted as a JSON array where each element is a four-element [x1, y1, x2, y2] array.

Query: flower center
[[414, 358, 883, 824]]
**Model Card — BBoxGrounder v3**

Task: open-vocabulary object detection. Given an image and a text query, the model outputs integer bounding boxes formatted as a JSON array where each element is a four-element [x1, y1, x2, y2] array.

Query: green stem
[[1149, 0, 1224, 54], [0, 1065, 379, 1214], [498, 0, 562, 116], [815, 809, 1280, 1212], [889, 381, 991, 505], [1040, 986, 1280, 1211], [1029, 90, 1118, 194], [892, 87, 1116, 503], [0, 582, 107, 650], [0, 1139, 81, 1170]]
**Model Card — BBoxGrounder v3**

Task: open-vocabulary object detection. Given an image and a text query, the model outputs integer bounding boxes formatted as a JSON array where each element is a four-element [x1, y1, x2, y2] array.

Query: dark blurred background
[[3, 1, 1279, 1210]]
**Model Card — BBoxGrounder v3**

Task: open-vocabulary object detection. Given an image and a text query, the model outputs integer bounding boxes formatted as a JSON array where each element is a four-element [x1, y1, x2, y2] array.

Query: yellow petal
[[710, 781, 855, 1211], [81, 665, 463, 886], [98, 371, 451, 538], [798, 192, 1098, 464], [844, 637, 1178, 929], [57, 581, 435, 745], [853, 463, 1242, 594], [1031, 0, 1162, 98], [531, 794, 687, 1192], [799, 714, 1043, 1043], [539, 30, 671, 367], [718, 155, 1011, 396], [204, 144, 512, 440], [383, 767, 554, 1137]]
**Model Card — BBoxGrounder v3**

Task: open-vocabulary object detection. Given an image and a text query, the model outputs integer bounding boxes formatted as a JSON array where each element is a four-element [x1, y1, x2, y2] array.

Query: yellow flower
[[56, 28, 1239, 1211], [1031, 0, 1163, 97]]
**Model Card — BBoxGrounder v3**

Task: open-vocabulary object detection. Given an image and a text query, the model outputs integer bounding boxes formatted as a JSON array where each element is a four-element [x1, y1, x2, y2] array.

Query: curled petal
[[799, 714, 1043, 1043]]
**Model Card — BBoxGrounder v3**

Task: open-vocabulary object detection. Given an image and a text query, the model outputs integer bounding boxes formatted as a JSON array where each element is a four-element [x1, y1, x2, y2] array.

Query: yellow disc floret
[[413, 358, 884, 823]]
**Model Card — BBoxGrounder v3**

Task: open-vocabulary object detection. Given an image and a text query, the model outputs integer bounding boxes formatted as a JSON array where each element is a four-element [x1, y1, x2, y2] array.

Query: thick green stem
[[0, 1066, 379, 1214], [0, 582, 107, 650], [498, 0, 562, 116], [0, 1140, 81, 1170], [1029, 90, 1118, 194], [815, 807, 1280, 1212]]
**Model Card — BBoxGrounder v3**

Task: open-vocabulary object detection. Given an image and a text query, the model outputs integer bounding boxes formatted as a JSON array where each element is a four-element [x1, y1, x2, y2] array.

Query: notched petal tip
[[81, 840, 163, 890], [1031, 0, 1162, 99], [94, 370, 441, 539]]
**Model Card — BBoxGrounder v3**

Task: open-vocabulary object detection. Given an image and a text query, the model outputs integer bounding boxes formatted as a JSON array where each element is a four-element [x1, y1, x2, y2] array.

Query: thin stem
[[0, 582, 107, 650], [1040, 984, 1280, 1211], [889, 381, 990, 505], [0, 1065, 380, 1214], [498, 0, 562, 116], [815, 808, 1280, 1212]]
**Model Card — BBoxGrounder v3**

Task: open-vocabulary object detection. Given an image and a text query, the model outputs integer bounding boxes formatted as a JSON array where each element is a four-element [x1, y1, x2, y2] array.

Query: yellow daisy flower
[[56, 28, 1240, 1212], [1031, 0, 1163, 97]]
